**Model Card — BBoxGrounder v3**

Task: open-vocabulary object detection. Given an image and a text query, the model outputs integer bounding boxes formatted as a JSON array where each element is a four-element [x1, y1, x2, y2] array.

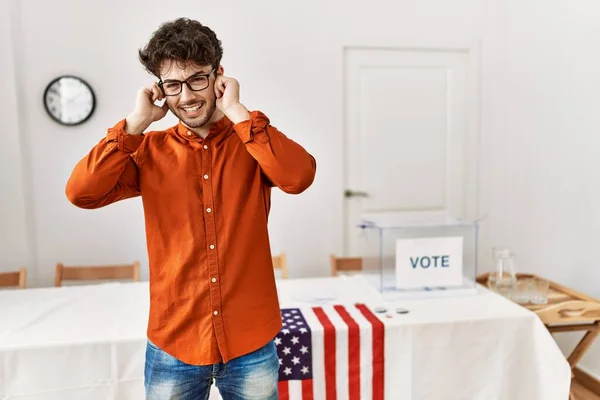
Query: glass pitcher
[[487, 248, 517, 296]]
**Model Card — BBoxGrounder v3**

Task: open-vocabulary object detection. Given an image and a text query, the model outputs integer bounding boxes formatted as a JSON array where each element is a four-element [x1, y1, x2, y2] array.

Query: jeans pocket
[[147, 339, 159, 350]]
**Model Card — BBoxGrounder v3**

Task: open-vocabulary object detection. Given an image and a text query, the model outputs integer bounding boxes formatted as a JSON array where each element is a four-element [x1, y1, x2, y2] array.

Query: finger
[[214, 76, 225, 98], [140, 86, 153, 100], [151, 102, 168, 121], [153, 83, 164, 101], [151, 84, 162, 102], [143, 84, 155, 94]]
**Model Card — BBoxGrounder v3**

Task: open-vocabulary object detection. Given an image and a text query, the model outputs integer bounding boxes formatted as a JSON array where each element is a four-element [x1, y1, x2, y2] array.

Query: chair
[[55, 261, 141, 287], [272, 253, 288, 279], [0, 267, 27, 289], [330, 255, 363, 276]]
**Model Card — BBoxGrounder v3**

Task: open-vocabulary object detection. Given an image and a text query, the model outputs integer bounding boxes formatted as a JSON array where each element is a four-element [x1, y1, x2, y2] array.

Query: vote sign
[[395, 236, 464, 289]]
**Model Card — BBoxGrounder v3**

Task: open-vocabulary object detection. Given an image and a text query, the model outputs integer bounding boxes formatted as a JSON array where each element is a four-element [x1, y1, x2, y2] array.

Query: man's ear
[[217, 65, 224, 75]]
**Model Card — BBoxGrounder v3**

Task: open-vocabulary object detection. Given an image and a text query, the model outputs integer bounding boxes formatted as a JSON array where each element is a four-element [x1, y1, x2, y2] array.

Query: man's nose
[[180, 83, 195, 103]]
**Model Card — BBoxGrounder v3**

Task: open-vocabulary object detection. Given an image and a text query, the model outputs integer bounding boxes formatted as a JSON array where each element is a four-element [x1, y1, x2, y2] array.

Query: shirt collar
[[174, 115, 234, 144]]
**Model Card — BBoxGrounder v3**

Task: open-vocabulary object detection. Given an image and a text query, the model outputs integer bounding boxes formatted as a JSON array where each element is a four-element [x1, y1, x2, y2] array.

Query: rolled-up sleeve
[[65, 119, 145, 208], [233, 111, 316, 194]]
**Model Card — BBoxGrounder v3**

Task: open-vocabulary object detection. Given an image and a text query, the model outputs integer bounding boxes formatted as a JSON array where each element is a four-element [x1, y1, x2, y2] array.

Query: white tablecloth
[[0, 276, 570, 399]]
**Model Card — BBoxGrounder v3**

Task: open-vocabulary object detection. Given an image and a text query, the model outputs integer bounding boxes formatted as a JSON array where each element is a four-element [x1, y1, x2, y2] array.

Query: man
[[66, 17, 316, 399]]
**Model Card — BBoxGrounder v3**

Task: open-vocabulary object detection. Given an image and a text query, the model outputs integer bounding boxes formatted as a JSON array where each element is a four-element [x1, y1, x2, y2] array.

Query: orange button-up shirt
[[66, 111, 316, 364]]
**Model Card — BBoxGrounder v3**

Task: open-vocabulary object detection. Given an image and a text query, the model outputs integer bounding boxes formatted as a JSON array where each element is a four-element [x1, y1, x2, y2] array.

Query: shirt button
[[187, 131, 192, 136], [204, 175, 209, 179], [210, 244, 215, 249], [213, 311, 219, 316], [203, 145, 208, 150], [206, 208, 212, 213], [211, 277, 217, 283]]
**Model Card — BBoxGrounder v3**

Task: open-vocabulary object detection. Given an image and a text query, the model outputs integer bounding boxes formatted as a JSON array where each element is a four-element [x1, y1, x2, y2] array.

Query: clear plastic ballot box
[[356, 218, 479, 300]]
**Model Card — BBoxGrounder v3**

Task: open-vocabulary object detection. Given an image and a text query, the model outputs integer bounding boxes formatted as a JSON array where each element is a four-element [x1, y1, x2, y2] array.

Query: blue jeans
[[144, 339, 279, 400]]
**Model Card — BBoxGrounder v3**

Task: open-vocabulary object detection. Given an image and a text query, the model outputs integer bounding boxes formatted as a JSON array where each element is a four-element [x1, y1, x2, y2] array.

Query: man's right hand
[[125, 83, 169, 135]]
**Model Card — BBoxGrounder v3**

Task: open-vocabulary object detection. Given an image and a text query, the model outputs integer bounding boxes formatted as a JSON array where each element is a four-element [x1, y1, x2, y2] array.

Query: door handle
[[344, 189, 369, 198]]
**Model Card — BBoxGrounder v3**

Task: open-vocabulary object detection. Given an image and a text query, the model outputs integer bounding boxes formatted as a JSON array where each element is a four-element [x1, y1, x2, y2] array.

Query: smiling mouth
[[181, 103, 203, 114]]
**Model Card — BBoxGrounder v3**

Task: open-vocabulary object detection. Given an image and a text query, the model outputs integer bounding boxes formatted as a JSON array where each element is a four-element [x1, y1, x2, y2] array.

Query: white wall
[[2, 0, 599, 379], [479, 0, 600, 380], [5, 0, 492, 285], [0, 0, 32, 274]]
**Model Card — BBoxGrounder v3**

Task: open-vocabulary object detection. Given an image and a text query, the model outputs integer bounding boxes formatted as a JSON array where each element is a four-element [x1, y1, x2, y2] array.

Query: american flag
[[276, 304, 384, 400]]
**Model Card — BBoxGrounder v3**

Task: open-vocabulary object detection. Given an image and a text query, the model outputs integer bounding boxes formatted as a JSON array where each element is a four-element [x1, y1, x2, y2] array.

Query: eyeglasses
[[158, 68, 215, 96]]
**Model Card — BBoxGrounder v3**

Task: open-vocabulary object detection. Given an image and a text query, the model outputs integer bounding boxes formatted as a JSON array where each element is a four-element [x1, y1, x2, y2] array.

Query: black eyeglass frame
[[157, 68, 216, 96]]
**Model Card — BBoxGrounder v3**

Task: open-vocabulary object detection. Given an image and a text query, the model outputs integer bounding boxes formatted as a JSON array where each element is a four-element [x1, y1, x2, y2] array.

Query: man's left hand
[[215, 75, 250, 124]]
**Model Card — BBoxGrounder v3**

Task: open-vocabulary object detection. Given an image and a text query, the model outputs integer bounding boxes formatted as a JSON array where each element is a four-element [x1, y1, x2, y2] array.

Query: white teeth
[[182, 105, 201, 112]]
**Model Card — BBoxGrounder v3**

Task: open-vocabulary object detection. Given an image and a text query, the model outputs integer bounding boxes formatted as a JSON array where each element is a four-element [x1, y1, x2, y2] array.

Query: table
[[0, 276, 571, 399], [478, 273, 600, 400]]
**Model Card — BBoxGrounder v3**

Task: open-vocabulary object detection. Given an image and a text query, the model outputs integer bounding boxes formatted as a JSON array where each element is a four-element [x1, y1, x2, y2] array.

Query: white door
[[344, 46, 480, 255]]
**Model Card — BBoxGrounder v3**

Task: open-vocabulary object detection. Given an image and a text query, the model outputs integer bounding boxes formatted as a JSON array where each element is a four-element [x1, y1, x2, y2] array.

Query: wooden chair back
[[0, 267, 27, 289], [272, 253, 288, 279], [330, 255, 363, 276], [55, 261, 140, 287]]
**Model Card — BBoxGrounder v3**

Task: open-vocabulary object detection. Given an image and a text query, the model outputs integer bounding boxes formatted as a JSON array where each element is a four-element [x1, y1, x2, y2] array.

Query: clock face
[[44, 76, 95, 126]]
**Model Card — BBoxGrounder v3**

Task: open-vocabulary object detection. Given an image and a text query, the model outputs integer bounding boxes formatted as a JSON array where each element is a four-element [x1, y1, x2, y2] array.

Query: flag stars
[[276, 309, 313, 381]]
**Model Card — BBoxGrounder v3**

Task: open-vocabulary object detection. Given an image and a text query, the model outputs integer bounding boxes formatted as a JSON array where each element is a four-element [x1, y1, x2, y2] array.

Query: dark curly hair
[[138, 18, 223, 78]]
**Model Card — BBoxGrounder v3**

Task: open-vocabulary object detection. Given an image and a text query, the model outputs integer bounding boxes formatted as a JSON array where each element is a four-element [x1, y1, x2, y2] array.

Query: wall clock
[[44, 75, 96, 126]]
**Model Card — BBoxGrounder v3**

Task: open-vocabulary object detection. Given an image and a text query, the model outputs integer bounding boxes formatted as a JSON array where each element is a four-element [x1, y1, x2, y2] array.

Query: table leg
[[566, 327, 599, 369], [548, 321, 600, 400]]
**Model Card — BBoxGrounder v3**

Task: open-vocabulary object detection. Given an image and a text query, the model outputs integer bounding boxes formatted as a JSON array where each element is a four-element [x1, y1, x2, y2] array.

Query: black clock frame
[[43, 75, 96, 126]]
